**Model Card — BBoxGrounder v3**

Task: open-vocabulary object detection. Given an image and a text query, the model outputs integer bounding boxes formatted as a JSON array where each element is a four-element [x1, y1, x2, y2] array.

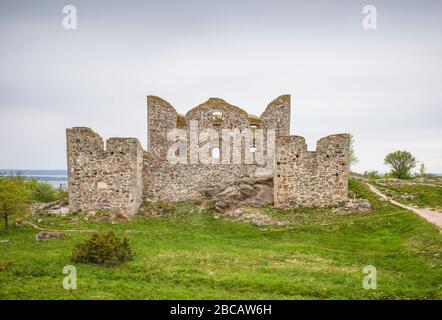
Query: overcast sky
[[0, 0, 441, 173]]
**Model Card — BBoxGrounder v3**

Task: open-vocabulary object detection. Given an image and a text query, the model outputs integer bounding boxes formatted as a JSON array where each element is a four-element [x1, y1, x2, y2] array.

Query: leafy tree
[[349, 134, 358, 166], [384, 151, 417, 179], [0, 174, 29, 231], [419, 162, 426, 177]]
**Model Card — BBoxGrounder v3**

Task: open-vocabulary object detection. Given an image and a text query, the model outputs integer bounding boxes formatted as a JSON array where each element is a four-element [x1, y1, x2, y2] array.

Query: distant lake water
[[1, 169, 67, 188]]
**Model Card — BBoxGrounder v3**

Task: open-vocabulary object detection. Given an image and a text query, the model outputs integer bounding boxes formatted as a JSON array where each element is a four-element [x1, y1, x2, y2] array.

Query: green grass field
[[376, 183, 442, 210], [0, 179, 441, 299]]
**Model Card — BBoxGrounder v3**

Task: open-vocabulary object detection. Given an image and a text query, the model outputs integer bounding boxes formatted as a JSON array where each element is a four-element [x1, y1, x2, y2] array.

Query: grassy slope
[[376, 183, 442, 210], [0, 179, 441, 300]]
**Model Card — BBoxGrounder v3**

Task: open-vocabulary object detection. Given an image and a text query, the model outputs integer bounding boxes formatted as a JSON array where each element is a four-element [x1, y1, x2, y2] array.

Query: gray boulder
[[36, 231, 65, 241]]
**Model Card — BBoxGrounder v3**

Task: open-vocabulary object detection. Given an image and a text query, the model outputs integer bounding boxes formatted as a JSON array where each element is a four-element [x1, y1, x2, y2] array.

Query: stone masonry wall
[[260, 95, 290, 137], [66, 127, 143, 214], [274, 134, 350, 208], [66, 94, 350, 213], [143, 95, 291, 202], [143, 160, 258, 202], [147, 96, 178, 161]]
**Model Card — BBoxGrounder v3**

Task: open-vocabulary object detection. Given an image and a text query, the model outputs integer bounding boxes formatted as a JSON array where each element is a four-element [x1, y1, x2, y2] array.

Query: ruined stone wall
[[143, 96, 290, 202], [143, 160, 258, 202], [260, 95, 291, 137], [66, 127, 143, 214], [274, 134, 349, 208], [147, 96, 178, 161], [66, 94, 350, 213]]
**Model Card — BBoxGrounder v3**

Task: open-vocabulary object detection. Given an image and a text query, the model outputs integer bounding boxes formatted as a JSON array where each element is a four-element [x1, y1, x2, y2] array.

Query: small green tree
[[349, 134, 358, 166], [419, 162, 426, 177], [0, 175, 29, 231], [384, 151, 417, 179]]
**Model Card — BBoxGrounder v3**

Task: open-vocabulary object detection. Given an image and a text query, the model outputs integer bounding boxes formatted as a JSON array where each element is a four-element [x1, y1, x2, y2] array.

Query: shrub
[[25, 178, 67, 203], [363, 170, 381, 180], [32, 182, 57, 202], [56, 184, 69, 201], [72, 231, 133, 267]]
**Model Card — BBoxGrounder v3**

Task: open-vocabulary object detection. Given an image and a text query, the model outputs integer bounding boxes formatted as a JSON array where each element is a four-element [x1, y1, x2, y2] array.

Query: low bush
[[31, 182, 57, 202], [25, 178, 67, 203], [72, 231, 133, 267], [363, 170, 381, 180], [56, 184, 68, 201]]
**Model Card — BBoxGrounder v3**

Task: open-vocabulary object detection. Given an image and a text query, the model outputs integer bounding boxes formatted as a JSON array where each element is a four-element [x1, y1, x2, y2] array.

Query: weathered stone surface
[[346, 199, 372, 211], [31, 200, 69, 216], [67, 95, 349, 213], [239, 184, 256, 198], [209, 174, 274, 211], [214, 200, 232, 213], [201, 186, 226, 198], [334, 198, 372, 215], [260, 95, 291, 137], [47, 204, 69, 215], [36, 231, 65, 241], [274, 134, 350, 208], [66, 127, 143, 215], [251, 185, 274, 206], [142, 96, 289, 202]]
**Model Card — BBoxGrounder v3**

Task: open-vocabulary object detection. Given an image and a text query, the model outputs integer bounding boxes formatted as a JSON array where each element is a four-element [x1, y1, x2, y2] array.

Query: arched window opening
[[212, 147, 220, 159]]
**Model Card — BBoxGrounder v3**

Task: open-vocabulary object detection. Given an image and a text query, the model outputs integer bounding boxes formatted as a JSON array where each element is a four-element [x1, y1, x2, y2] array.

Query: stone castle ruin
[[66, 95, 350, 214]]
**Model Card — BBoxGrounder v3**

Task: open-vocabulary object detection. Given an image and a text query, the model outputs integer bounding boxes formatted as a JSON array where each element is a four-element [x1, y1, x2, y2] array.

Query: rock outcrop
[[206, 175, 274, 213], [35, 231, 65, 241]]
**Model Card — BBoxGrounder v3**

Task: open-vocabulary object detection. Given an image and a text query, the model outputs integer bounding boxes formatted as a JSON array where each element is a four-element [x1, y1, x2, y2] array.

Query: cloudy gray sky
[[0, 0, 441, 173]]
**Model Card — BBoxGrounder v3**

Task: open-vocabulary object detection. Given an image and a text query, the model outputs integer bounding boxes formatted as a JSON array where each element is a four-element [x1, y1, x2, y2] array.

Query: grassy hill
[[0, 179, 441, 299], [376, 183, 442, 210]]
